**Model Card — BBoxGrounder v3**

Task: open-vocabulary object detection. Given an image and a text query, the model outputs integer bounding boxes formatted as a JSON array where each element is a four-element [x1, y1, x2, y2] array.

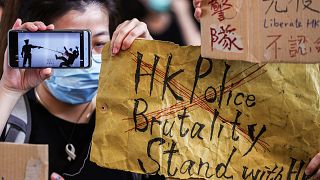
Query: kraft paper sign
[[91, 40, 320, 179], [0, 143, 48, 180], [201, 0, 320, 63]]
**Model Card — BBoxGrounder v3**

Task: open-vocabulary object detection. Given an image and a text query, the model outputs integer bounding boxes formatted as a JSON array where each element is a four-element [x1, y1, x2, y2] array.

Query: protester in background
[[0, 0, 155, 179], [193, 0, 320, 179], [120, 0, 200, 46]]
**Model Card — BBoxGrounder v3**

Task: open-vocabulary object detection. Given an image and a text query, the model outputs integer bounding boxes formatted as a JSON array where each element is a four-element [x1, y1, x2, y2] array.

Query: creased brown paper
[[91, 39, 320, 179]]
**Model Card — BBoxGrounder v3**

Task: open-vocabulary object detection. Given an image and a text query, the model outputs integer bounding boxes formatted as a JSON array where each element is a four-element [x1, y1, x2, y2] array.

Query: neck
[[35, 83, 95, 124]]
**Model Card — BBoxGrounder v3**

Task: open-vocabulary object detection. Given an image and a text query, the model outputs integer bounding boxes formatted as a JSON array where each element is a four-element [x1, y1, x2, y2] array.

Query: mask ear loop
[[92, 54, 102, 63]]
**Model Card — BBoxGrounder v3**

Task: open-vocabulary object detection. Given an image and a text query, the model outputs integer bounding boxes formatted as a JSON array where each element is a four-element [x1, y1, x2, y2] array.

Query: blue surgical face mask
[[44, 54, 102, 104], [148, 0, 172, 13]]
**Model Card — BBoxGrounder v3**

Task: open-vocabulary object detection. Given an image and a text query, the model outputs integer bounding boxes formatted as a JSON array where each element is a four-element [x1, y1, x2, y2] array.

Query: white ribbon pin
[[65, 144, 76, 161]]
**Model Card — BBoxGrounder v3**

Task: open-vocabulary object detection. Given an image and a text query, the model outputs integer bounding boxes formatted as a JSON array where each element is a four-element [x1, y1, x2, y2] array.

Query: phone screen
[[8, 30, 91, 68]]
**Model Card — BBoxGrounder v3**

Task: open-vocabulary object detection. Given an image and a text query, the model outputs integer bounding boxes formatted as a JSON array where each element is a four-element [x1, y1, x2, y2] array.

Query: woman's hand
[[110, 18, 153, 56], [305, 153, 320, 179], [193, 0, 203, 22], [0, 19, 54, 95]]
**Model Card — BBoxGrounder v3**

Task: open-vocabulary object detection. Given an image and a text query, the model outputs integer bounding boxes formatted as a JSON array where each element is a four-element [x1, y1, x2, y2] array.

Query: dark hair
[[119, 0, 147, 22], [0, 0, 5, 7], [0, 0, 21, 77], [20, 0, 120, 35]]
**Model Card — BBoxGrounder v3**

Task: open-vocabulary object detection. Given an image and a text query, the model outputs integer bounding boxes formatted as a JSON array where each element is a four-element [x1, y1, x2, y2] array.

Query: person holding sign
[[192, 0, 320, 179], [0, 0, 155, 179]]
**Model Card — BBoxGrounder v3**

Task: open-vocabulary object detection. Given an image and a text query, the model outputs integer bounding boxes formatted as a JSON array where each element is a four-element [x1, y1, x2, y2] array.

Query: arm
[[76, 46, 79, 55], [64, 46, 70, 54], [0, 19, 54, 134], [172, 0, 201, 46], [0, 82, 23, 133], [30, 45, 39, 48]]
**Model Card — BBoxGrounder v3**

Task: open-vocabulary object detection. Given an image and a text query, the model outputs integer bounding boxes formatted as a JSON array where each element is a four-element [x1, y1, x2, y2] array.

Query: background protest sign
[[200, 0, 320, 63], [91, 40, 320, 179]]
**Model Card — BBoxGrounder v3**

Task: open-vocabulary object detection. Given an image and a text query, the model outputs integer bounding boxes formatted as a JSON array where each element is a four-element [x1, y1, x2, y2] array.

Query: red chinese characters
[[210, 24, 243, 52], [208, 0, 232, 22]]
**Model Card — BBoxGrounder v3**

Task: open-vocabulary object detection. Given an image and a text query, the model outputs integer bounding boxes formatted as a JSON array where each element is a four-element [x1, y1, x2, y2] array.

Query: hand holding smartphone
[[8, 30, 91, 68]]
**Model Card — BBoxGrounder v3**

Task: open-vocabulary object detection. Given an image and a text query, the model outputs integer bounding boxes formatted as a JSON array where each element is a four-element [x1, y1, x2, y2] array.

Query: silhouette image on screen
[[18, 33, 84, 68], [55, 46, 79, 67], [21, 39, 43, 67]]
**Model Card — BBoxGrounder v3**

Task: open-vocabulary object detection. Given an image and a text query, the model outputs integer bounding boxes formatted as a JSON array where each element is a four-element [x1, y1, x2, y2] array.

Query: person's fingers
[[110, 20, 130, 54], [47, 24, 55, 30], [305, 153, 320, 176], [12, 19, 22, 30], [50, 172, 64, 180], [194, 8, 202, 22], [12, 20, 51, 31], [121, 22, 149, 51], [193, 0, 202, 8], [314, 168, 320, 180], [20, 22, 39, 31], [39, 68, 52, 81], [193, 0, 202, 22], [111, 18, 140, 55], [33, 21, 47, 31]]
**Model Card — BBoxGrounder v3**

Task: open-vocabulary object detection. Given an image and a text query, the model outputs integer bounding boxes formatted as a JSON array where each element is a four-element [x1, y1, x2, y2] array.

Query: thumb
[[12, 18, 22, 30], [50, 172, 64, 180], [39, 68, 52, 81]]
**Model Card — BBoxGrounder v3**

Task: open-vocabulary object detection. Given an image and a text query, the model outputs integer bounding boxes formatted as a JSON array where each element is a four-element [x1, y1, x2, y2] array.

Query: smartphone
[[8, 29, 91, 68]]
